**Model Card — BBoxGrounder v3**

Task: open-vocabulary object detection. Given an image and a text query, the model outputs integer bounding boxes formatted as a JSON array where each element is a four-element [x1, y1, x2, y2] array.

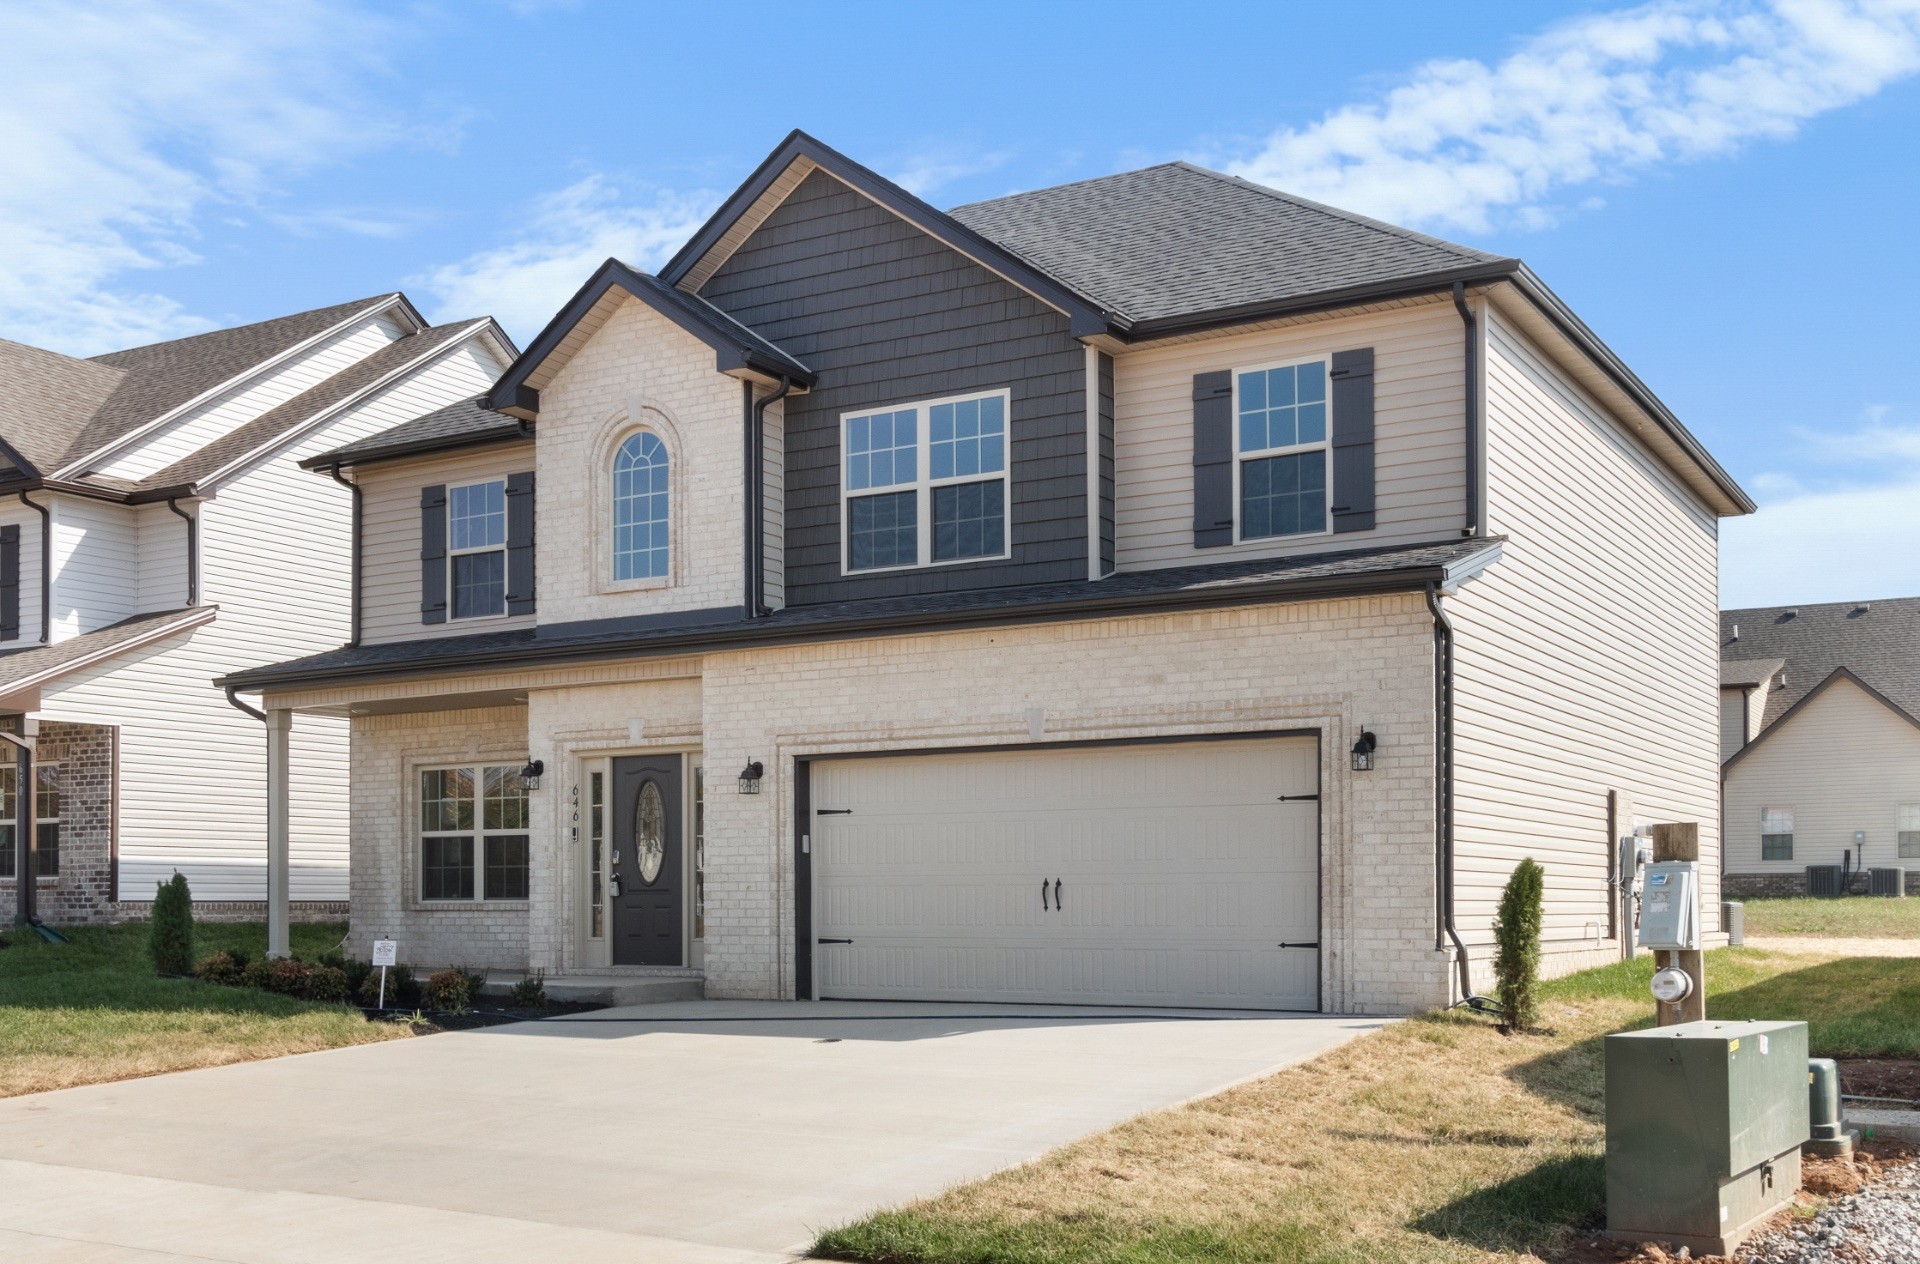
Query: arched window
[[612, 431, 670, 580]]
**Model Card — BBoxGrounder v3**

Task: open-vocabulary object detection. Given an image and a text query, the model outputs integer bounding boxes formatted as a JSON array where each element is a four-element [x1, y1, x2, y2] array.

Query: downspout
[[322, 464, 362, 647], [16, 492, 49, 644], [1452, 282, 1484, 539], [746, 376, 793, 618], [165, 498, 198, 607], [224, 685, 266, 722], [1426, 580, 1483, 1007]]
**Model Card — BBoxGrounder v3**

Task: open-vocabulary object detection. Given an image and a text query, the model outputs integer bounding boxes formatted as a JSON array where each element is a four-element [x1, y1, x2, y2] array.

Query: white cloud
[[0, 0, 403, 355], [1227, 0, 1920, 233], [1722, 414, 1920, 605], [414, 175, 719, 340], [884, 147, 1013, 198]]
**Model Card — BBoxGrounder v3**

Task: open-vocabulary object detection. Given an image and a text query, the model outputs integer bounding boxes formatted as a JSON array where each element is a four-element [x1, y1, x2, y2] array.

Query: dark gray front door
[[611, 754, 683, 966]]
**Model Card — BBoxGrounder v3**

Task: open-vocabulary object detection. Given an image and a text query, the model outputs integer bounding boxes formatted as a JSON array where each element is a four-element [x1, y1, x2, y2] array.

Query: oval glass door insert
[[635, 780, 666, 884]]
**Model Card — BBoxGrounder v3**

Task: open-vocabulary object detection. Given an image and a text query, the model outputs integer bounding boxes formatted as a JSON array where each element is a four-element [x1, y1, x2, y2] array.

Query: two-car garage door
[[809, 736, 1320, 1010]]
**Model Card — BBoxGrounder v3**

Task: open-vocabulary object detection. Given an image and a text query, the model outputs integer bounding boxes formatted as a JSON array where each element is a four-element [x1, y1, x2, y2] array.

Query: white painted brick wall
[[533, 297, 749, 623]]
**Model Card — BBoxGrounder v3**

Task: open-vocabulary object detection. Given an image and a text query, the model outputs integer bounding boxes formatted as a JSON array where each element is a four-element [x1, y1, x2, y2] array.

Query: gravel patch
[[1743, 1158, 1920, 1262]]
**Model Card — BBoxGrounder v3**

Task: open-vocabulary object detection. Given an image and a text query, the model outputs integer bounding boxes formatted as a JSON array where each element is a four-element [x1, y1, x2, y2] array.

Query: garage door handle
[[1054, 878, 1062, 911], [1041, 879, 1050, 911]]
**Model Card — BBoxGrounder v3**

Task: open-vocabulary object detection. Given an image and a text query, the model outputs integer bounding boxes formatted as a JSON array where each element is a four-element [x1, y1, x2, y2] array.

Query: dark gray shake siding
[[699, 171, 1090, 605]]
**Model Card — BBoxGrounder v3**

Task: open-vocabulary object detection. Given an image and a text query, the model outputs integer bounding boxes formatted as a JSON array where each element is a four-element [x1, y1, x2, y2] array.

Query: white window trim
[[0, 761, 60, 885], [1231, 355, 1334, 546], [413, 760, 532, 906], [446, 478, 510, 622], [606, 426, 676, 593], [838, 387, 1014, 576]]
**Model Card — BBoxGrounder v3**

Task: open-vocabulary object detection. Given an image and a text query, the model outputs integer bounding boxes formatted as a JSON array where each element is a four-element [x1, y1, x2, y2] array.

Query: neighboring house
[[0, 296, 515, 924], [1720, 597, 1920, 897], [226, 131, 1751, 1014]]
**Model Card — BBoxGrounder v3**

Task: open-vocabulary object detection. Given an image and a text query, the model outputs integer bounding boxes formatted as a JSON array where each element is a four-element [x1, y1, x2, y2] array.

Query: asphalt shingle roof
[[1721, 597, 1920, 731], [142, 320, 485, 489], [226, 538, 1498, 690], [0, 608, 209, 687], [947, 162, 1508, 326], [309, 393, 525, 468], [0, 339, 127, 473]]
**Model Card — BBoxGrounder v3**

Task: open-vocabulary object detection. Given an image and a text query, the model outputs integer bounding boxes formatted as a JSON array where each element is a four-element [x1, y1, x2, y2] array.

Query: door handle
[[1041, 879, 1050, 911], [1054, 878, 1062, 911]]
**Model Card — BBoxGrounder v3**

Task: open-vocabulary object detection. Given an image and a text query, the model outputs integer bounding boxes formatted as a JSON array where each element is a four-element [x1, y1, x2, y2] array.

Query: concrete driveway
[[0, 1000, 1385, 1262]]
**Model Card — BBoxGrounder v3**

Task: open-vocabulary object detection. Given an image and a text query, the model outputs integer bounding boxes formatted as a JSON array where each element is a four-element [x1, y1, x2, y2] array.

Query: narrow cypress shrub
[[150, 873, 195, 975], [1493, 857, 1544, 1033]]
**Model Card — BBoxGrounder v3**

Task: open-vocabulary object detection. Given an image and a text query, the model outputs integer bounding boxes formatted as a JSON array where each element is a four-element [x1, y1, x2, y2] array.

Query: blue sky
[[6, 0, 1920, 608]]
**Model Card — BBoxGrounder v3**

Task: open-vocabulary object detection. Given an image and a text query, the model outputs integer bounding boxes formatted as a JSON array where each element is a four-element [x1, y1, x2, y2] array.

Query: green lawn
[[1741, 895, 1920, 939], [0, 921, 407, 1098], [813, 949, 1920, 1264]]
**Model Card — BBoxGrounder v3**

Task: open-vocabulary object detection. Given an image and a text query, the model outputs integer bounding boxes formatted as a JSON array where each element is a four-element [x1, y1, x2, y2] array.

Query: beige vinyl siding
[[1110, 298, 1466, 571], [39, 331, 504, 902], [1721, 689, 1748, 762], [0, 500, 46, 644], [1746, 683, 1772, 748], [92, 312, 407, 482], [1446, 306, 1722, 963], [1723, 677, 1920, 873], [358, 443, 537, 645], [49, 495, 137, 638]]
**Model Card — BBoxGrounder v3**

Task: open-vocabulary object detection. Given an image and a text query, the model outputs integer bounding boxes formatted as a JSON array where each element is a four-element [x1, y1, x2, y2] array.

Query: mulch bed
[[1838, 1058, 1920, 1104], [361, 1000, 607, 1032]]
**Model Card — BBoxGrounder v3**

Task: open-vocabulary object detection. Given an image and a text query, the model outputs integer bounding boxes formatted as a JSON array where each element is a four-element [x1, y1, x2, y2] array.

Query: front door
[[611, 754, 683, 966]]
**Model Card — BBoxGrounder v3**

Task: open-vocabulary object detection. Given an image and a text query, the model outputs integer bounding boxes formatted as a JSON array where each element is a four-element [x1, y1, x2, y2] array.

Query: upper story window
[[842, 390, 1010, 573], [612, 431, 670, 581], [1900, 804, 1920, 860], [1236, 360, 1329, 541], [448, 480, 507, 619]]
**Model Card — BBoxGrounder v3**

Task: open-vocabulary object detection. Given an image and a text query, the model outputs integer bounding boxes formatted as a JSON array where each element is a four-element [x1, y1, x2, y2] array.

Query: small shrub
[[508, 971, 547, 1010], [356, 963, 416, 1008], [1494, 857, 1545, 1033], [262, 958, 314, 997], [306, 964, 351, 1003], [240, 957, 275, 991], [194, 951, 244, 986], [455, 965, 488, 1001], [340, 957, 373, 996], [423, 968, 472, 1014], [149, 873, 195, 975]]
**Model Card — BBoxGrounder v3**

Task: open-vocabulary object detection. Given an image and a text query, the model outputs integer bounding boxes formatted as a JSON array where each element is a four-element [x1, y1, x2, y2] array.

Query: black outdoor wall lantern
[[1350, 731, 1377, 772], [520, 759, 544, 790], [738, 760, 764, 794]]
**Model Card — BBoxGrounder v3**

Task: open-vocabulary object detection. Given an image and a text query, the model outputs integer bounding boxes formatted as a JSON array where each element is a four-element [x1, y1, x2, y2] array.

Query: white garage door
[[810, 736, 1320, 1010]]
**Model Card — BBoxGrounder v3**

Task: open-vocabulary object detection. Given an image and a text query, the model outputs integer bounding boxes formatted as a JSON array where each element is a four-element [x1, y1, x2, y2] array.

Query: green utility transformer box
[[1605, 1019, 1808, 1256]]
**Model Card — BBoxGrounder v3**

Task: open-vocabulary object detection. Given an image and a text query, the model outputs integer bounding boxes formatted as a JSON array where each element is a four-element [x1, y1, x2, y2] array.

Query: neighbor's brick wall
[[1722, 870, 1919, 899], [346, 704, 531, 970], [532, 296, 750, 625], [0, 721, 115, 925], [693, 593, 1448, 1016]]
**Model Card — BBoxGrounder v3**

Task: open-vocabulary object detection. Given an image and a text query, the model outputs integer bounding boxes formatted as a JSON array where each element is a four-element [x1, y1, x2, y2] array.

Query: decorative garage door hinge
[[817, 937, 853, 944], [1276, 794, 1320, 802], [1278, 942, 1320, 949], [815, 808, 853, 815]]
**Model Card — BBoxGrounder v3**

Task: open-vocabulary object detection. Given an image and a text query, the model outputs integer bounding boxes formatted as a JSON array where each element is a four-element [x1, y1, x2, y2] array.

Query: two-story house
[[226, 132, 1752, 1014], [0, 296, 514, 926]]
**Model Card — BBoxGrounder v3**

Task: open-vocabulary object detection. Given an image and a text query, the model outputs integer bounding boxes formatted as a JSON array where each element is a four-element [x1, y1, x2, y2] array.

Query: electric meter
[[1650, 967, 1694, 1003]]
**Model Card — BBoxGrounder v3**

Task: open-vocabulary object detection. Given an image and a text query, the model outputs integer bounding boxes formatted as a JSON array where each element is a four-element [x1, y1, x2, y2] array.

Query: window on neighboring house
[[418, 764, 529, 902], [612, 432, 670, 581], [0, 763, 61, 879], [1761, 805, 1794, 861], [1236, 359, 1329, 540], [842, 390, 1009, 572], [447, 480, 507, 619], [1900, 804, 1920, 860]]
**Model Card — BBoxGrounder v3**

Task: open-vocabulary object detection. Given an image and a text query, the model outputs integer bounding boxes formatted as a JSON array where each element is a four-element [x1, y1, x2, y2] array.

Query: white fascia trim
[[51, 294, 413, 480], [192, 319, 496, 493], [11, 606, 218, 695], [1439, 539, 1504, 593]]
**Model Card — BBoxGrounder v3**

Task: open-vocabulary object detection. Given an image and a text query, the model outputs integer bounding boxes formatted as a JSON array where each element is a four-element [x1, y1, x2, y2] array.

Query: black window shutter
[[0, 525, 18, 641], [505, 471, 536, 617], [1191, 370, 1235, 548], [1329, 347, 1377, 534], [419, 484, 447, 625]]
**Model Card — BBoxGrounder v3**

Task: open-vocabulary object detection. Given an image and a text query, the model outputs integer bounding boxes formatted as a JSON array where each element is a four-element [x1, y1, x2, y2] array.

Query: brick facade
[[0, 721, 116, 925], [1723, 870, 1920, 899]]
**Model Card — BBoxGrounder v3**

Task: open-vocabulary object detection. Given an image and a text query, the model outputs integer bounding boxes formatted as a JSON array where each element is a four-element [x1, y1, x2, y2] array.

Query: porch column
[[265, 708, 291, 958]]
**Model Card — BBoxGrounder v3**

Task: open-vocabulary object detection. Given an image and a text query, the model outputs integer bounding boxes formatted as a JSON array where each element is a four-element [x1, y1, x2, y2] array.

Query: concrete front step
[[542, 975, 706, 1006]]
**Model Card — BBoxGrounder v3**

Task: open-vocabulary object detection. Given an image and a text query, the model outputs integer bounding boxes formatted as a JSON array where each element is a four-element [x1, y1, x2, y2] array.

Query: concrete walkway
[[0, 1000, 1385, 1262]]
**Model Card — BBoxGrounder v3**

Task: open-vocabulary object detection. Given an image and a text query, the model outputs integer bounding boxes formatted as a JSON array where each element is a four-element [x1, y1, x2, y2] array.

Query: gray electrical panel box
[[1636, 860, 1699, 951], [1606, 1020, 1808, 1256]]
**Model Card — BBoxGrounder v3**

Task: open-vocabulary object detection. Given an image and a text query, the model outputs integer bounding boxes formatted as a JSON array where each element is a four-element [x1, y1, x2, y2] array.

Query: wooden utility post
[[1653, 821, 1706, 1025]]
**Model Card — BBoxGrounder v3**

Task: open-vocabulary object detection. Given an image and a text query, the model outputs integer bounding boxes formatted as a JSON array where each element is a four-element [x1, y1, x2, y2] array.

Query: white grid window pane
[[929, 395, 1005, 481], [613, 432, 670, 580], [1761, 805, 1794, 834], [846, 409, 917, 491], [1238, 362, 1328, 453], [448, 481, 506, 551]]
